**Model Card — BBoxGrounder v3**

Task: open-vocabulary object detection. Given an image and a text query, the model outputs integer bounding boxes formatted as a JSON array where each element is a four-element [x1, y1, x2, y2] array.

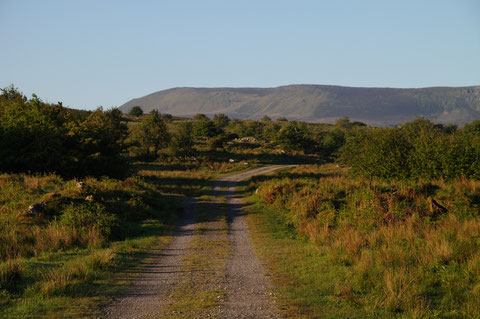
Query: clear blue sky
[[1, 0, 479, 110]]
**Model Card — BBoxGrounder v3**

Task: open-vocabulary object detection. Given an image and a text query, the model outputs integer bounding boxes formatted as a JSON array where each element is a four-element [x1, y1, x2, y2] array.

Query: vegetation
[[340, 118, 480, 180], [128, 106, 143, 117], [129, 110, 171, 159], [0, 86, 128, 178], [2, 85, 479, 317], [119, 85, 480, 126], [248, 164, 480, 317]]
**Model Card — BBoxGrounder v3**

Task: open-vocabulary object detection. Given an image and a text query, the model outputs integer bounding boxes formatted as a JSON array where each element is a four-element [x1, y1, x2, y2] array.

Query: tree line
[[2, 86, 479, 181]]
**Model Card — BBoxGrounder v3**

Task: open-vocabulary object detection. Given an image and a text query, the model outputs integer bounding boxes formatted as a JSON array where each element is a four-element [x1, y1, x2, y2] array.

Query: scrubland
[[1, 86, 479, 317], [249, 164, 480, 317]]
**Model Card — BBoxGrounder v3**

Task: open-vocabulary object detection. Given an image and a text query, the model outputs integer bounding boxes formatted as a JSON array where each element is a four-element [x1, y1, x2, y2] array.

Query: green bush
[[0, 86, 128, 177], [60, 202, 118, 239], [340, 118, 480, 180], [128, 106, 143, 117]]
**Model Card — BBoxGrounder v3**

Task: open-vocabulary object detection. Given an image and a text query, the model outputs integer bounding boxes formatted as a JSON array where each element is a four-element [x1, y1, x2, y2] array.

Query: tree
[[161, 113, 173, 123], [261, 115, 272, 122], [193, 113, 208, 121], [334, 116, 352, 129], [463, 120, 480, 136], [129, 106, 143, 117], [275, 121, 313, 153], [71, 107, 129, 177], [213, 113, 230, 128], [132, 110, 170, 158], [0, 86, 129, 177], [193, 119, 221, 138], [170, 122, 194, 157]]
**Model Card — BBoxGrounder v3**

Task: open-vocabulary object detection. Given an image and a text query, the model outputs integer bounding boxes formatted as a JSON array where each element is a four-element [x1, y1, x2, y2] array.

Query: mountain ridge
[[119, 84, 480, 126]]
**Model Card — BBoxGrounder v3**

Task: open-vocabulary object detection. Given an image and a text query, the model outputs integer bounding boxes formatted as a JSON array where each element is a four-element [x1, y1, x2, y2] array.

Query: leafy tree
[[0, 87, 128, 177], [320, 128, 345, 156], [161, 113, 173, 123], [276, 117, 288, 122], [128, 106, 143, 117], [131, 110, 170, 158], [213, 113, 230, 128], [193, 113, 208, 121], [261, 115, 272, 122], [339, 117, 480, 180], [334, 116, 352, 129], [170, 122, 194, 157], [193, 119, 221, 138], [463, 120, 480, 136], [262, 122, 281, 140], [340, 127, 411, 179], [275, 121, 313, 153], [74, 108, 129, 177]]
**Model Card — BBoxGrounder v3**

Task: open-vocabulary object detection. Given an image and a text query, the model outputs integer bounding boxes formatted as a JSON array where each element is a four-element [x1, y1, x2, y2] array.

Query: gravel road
[[100, 198, 196, 319], [99, 165, 290, 319], [216, 166, 288, 318]]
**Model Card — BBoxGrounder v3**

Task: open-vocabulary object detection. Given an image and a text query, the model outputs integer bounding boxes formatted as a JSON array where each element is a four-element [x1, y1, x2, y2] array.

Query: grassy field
[[245, 163, 480, 318], [0, 157, 254, 318]]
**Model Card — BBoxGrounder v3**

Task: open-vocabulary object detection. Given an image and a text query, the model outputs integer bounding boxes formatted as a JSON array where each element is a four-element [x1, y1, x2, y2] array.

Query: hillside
[[119, 85, 480, 126]]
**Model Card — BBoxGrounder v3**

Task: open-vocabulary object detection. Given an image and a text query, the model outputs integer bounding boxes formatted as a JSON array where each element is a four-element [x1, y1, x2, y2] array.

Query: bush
[[340, 118, 480, 180], [0, 86, 128, 177], [128, 106, 143, 117], [60, 202, 118, 239], [193, 118, 222, 138], [275, 121, 314, 153], [129, 110, 170, 159], [0, 259, 22, 291]]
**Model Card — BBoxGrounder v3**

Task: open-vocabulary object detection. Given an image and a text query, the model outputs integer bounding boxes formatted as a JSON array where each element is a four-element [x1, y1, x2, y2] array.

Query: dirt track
[[100, 165, 290, 318]]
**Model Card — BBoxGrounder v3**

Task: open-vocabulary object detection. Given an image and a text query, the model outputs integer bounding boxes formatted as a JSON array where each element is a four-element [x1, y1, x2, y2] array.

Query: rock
[[27, 202, 47, 215], [76, 182, 85, 189], [243, 162, 249, 165], [229, 159, 235, 163], [85, 195, 94, 201]]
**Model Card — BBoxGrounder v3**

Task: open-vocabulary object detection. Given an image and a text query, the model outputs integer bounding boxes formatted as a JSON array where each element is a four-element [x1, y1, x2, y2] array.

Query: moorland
[[1, 85, 480, 318]]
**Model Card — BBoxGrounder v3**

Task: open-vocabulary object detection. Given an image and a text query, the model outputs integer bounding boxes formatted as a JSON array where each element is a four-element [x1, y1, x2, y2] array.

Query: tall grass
[[253, 164, 480, 317]]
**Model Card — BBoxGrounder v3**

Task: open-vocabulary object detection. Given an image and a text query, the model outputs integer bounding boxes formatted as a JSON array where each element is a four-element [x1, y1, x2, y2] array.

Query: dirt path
[[100, 198, 196, 319], [99, 165, 290, 319], [216, 165, 290, 318]]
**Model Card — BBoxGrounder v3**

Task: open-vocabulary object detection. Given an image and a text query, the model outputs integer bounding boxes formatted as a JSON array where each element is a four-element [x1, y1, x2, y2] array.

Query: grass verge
[[245, 195, 375, 318]]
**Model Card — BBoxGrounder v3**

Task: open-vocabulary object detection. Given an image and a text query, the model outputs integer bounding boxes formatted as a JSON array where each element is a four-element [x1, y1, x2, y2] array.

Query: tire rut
[[99, 165, 291, 319], [100, 197, 196, 319]]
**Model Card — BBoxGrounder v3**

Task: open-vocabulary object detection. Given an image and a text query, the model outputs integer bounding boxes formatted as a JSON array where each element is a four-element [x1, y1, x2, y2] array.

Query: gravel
[[98, 166, 290, 319]]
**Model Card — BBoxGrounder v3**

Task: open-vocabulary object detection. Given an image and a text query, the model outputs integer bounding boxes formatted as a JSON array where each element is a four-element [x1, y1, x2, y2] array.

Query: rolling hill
[[119, 85, 480, 126]]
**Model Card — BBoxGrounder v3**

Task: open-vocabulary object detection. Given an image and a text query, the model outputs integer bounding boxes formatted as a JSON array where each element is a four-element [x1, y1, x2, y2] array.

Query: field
[[246, 164, 480, 317], [1, 87, 479, 318], [0, 159, 253, 318]]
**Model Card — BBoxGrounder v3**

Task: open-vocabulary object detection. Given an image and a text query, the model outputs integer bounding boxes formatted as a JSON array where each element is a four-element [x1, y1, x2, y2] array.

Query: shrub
[[0, 259, 22, 291], [0, 86, 128, 177], [339, 118, 480, 180], [60, 202, 118, 239], [128, 106, 143, 117], [130, 110, 170, 159]]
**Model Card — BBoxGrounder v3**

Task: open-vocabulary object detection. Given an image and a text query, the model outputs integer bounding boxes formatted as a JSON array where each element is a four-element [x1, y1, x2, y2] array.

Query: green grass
[[0, 156, 258, 318], [244, 164, 480, 318], [245, 196, 374, 318], [0, 217, 173, 318]]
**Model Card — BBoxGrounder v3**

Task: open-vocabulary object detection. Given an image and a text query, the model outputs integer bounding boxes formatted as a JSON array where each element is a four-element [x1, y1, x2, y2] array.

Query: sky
[[1, 0, 479, 110]]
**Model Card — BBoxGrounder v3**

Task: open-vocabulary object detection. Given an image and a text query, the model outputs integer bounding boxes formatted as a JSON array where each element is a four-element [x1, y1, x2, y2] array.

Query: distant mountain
[[119, 85, 480, 126]]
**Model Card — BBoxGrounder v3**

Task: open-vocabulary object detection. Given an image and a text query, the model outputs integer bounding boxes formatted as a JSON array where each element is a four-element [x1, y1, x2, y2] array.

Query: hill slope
[[119, 85, 480, 125]]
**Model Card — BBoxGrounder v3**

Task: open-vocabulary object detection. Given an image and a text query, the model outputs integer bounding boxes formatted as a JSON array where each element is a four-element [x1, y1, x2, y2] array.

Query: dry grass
[[252, 163, 480, 317]]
